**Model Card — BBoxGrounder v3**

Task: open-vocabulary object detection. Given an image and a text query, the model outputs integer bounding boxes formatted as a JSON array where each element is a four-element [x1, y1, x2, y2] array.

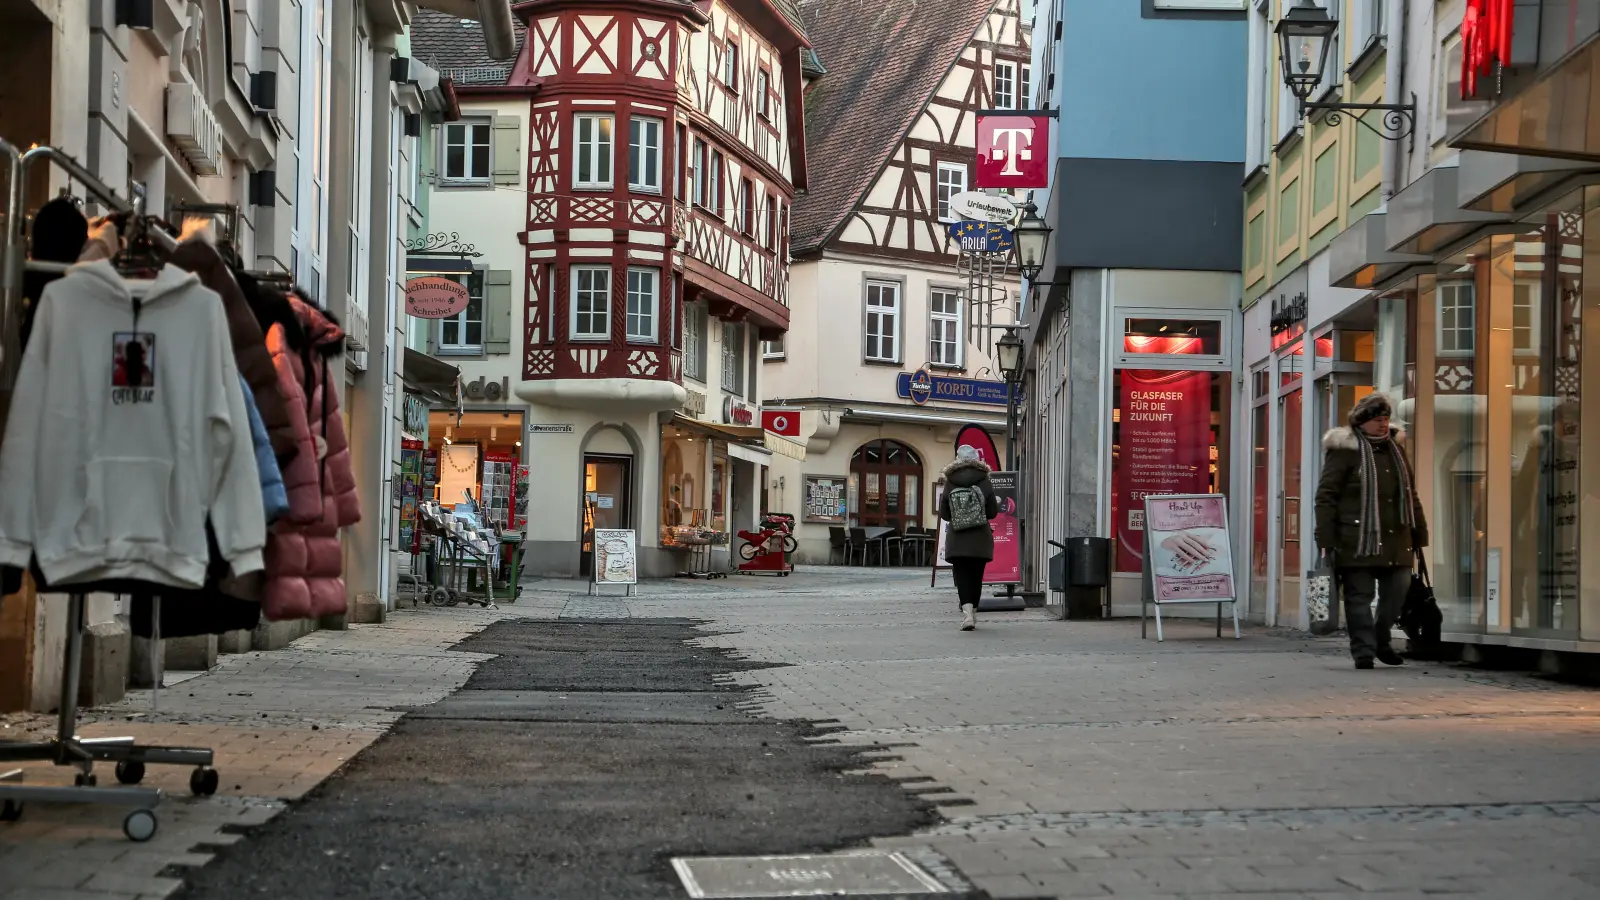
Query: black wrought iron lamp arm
[[1299, 92, 1418, 150]]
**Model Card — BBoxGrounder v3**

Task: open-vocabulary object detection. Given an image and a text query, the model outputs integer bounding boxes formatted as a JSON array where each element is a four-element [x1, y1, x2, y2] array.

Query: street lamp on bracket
[[1276, 0, 1418, 148]]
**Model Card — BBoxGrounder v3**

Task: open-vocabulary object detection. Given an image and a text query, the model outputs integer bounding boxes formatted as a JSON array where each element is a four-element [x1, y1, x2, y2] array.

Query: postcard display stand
[[0, 141, 217, 841], [1139, 494, 1242, 642]]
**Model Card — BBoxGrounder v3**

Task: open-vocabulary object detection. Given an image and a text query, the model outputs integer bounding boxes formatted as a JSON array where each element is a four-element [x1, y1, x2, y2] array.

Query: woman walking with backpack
[[939, 445, 1000, 631]]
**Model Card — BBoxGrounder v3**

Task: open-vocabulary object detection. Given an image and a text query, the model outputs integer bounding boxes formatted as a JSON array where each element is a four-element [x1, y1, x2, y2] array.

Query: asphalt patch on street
[[170, 619, 988, 900]]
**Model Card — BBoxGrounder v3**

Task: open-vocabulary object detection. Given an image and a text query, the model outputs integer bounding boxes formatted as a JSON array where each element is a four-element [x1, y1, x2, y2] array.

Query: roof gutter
[[418, 0, 518, 60]]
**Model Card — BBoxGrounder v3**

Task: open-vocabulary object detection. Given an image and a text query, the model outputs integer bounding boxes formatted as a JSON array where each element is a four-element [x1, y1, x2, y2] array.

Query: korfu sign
[[405, 276, 471, 319], [975, 114, 1051, 189]]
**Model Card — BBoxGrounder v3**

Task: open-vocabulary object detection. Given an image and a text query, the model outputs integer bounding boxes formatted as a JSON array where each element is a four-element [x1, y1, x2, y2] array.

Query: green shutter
[[485, 269, 514, 355], [493, 115, 521, 186]]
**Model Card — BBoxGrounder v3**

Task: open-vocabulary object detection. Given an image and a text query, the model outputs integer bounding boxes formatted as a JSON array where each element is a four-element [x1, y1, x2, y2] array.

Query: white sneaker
[[960, 605, 976, 631]]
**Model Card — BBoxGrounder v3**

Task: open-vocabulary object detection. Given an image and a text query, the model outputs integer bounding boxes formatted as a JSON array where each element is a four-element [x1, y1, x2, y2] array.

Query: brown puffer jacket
[[168, 221, 298, 464]]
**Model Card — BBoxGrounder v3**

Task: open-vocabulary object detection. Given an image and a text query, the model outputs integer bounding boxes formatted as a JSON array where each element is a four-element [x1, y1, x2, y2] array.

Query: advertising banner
[[953, 423, 1002, 470], [983, 471, 1021, 584], [1113, 369, 1213, 574], [898, 371, 1012, 407], [593, 529, 638, 585]]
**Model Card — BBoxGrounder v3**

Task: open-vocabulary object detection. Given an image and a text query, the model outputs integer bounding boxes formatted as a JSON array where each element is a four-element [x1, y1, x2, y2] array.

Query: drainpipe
[[1382, 0, 1409, 199], [419, 0, 517, 60]]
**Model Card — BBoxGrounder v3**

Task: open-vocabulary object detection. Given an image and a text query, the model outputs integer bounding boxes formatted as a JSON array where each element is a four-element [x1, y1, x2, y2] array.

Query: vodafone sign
[[405, 276, 471, 319], [762, 409, 800, 437], [975, 114, 1051, 189]]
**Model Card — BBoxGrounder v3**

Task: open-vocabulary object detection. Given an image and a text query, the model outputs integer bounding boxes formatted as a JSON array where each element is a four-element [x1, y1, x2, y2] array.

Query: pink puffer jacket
[[261, 297, 361, 620]]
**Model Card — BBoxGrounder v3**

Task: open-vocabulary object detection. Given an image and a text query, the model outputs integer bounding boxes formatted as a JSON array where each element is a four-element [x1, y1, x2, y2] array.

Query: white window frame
[[929, 288, 964, 368], [1020, 64, 1032, 110], [864, 279, 902, 364], [691, 138, 707, 208], [994, 61, 1017, 109], [574, 113, 615, 190], [685, 302, 707, 381], [936, 163, 966, 222], [1247, 0, 1271, 169], [1512, 280, 1541, 354], [347, 26, 372, 313], [570, 265, 612, 341], [721, 321, 745, 394], [439, 270, 486, 353], [762, 334, 785, 359], [626, 266, 659, 342], [1437, 281, 1475, 355], [441, 118, 492, 184], [293, 0, 332, 304], [1356, 0, 1385, 48], [629, 116, 663, 193]]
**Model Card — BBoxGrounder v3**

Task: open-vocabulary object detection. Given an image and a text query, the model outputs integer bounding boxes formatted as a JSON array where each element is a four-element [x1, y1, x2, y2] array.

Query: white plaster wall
[[773, 254, 1010, 406]]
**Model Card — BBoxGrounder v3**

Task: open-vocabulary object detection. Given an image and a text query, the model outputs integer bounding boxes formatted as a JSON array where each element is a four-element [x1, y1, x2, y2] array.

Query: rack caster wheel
[[190, 767, 220, 797], [430, 587, 450, 607], [123, 808, 158, 842], [0, 799, 22, 822], [75, 772, 97, 787], [115, 760, 146, 785]]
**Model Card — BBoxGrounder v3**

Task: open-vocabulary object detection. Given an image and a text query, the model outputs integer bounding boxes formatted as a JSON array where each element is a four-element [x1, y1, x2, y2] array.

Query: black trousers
[[951, 558, 986, 610], [1340, 565, 1411, 660]]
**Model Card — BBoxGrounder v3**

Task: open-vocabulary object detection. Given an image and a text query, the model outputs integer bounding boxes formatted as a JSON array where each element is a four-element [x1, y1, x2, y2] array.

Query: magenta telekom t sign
[[975, 114, 1050, 189]]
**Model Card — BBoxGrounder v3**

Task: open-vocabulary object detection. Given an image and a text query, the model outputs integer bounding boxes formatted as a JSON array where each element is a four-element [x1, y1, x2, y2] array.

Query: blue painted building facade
[[1019, 0, 1249, 616]]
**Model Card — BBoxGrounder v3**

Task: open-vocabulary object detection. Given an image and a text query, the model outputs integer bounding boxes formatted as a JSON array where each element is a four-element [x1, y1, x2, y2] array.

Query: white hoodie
[[0, 260, 266, 587]]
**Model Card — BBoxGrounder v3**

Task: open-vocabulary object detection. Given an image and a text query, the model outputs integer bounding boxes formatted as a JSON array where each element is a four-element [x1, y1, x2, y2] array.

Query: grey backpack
[[947, 485, 988, 532]]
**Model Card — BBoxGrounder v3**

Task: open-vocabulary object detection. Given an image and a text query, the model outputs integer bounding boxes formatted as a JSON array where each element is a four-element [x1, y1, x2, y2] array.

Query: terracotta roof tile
[[790, 0, 993, 255], [410, 9, 526, 85]]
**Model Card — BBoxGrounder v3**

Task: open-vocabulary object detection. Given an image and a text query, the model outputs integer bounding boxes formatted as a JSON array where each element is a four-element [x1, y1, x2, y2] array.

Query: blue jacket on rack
[[240, 373, 290, 525]]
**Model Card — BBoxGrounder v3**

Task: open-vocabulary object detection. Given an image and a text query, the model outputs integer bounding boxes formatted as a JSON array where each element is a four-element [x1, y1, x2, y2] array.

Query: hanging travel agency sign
[[947, 221, 1015, 255], [975, 112, 1054, 190], [896, 367, 1012, 407]]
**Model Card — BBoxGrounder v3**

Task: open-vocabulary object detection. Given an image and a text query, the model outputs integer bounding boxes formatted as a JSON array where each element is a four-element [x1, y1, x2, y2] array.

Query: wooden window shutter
[[485, 269, 514, 354], [492, 116, 521, 186]]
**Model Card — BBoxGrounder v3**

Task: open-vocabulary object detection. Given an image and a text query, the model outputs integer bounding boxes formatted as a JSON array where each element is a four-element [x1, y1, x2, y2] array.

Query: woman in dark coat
[[938, 446, 1000, 631], [1314, 392, 1429, 669]]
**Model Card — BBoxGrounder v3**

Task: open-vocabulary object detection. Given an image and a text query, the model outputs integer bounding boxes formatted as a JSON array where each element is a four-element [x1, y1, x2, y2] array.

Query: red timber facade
[[497, 0, 807, 406]]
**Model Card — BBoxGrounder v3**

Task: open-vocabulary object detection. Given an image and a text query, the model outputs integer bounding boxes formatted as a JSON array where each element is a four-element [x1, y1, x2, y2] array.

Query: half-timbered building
[[411, 0, 808, 578], [762, 0, 1031, 565]]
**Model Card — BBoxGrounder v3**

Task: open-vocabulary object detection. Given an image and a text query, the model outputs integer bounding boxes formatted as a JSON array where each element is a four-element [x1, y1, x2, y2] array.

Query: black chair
[[902, 526, 927, 566], [883, 529, 905, 566], [848, 527, 882, 566], [828, 526, 851, 565]]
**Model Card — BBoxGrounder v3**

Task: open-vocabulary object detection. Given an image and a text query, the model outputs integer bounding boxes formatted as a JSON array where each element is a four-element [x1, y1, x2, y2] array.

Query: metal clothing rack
[[0, 140, 215, 843]]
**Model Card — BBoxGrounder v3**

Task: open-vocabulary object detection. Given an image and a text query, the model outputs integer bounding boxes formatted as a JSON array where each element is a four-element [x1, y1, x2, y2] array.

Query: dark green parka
[[1313, 426, 1429, 568]]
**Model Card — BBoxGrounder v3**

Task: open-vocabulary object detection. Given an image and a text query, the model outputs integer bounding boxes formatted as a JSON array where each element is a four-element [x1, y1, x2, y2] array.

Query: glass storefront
[[1109, 322, 1233, 576], [1409, 186, 1594, 639], [424, 409, 527, 530]]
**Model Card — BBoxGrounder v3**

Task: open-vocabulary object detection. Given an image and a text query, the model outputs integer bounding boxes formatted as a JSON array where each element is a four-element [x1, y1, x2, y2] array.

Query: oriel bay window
[[574, 114, 614, 189], [571, 265, 612, 340], [626, 267, 659, 342], [629, 116, 662, 193]]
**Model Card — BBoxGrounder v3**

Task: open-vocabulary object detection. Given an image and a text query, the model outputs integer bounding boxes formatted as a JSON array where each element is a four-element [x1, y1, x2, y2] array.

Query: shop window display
[[1110, 333, 1231, 575], [660, 425, 714, 549]]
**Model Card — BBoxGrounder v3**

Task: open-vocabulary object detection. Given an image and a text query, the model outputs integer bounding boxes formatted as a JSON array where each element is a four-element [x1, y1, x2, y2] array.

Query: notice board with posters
[[1139, 493, 1240, 641]]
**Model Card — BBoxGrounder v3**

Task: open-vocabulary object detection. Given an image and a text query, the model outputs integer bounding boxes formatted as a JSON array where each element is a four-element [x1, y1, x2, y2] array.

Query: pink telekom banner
[[983, 471, 1021, 584], [1113, 367, 1213, 573], [953, 423, 1001, 470]]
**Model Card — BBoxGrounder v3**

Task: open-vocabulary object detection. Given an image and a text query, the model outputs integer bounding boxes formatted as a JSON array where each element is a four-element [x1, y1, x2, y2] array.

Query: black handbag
[[1399, 551, 1445, 654]]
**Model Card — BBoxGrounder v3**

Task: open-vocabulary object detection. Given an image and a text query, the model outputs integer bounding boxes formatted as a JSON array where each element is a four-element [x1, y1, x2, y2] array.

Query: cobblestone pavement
[[4, 566, 1599, 899], [632, 569, 1600, 899]]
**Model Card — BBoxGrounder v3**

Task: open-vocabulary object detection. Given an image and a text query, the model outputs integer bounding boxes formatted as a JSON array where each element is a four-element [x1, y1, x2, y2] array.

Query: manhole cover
[[671, 851, 949, 897]]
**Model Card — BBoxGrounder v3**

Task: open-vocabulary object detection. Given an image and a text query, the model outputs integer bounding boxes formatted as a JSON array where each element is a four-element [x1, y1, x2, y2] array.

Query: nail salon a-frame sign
[[1139, 493, 1241, 642]]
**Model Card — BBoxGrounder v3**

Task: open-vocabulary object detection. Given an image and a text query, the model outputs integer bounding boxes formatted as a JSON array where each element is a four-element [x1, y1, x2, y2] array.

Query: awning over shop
[[1329, 209, 1430, 290], [403, 347, 461, 406], [668, 413, 807, 462], [1456, 149, 1599, 214], [841, 407, 1006, 430], [1385, 166, 1509, 255]]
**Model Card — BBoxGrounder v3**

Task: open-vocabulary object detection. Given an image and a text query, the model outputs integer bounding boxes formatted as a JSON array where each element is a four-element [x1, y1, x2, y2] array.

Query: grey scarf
[[1354, 429, 1416, 557]]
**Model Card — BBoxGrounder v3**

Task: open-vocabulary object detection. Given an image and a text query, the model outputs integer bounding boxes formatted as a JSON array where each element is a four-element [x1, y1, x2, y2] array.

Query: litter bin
[[1065, 536, 1111, 587]]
